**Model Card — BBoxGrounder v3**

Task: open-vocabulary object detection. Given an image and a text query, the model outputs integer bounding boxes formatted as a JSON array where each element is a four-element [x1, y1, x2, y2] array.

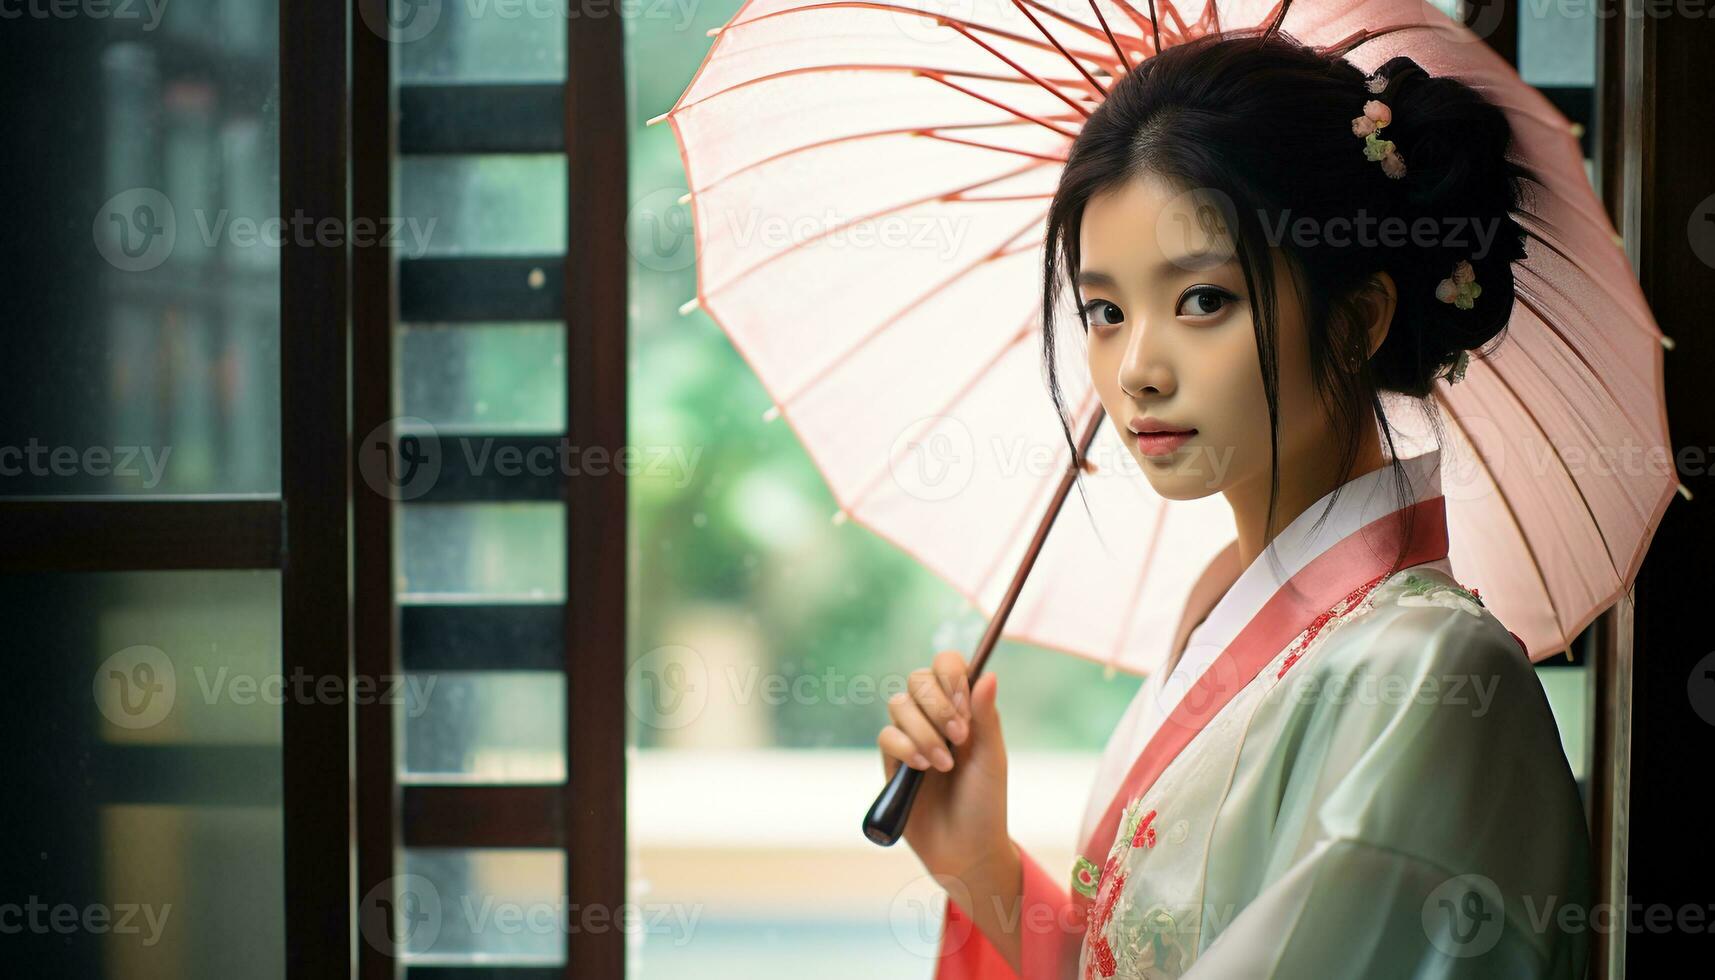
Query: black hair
[[1042, 24, 1538, 586]]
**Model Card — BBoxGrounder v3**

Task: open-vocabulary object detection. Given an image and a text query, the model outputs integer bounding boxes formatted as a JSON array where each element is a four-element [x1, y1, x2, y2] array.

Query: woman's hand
[[876, 651, 1012, 885]]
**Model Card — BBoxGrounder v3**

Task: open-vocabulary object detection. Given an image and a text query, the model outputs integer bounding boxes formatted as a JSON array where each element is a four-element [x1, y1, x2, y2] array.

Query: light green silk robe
[[936, 450, 1592, 978]]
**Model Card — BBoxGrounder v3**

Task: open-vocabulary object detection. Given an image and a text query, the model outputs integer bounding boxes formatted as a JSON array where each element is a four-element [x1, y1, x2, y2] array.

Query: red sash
[[1069, 493, 1451, 921]]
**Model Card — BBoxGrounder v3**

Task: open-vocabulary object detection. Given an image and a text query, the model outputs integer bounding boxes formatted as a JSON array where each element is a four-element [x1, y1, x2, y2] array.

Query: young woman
[[874, 32, 1592, 980]]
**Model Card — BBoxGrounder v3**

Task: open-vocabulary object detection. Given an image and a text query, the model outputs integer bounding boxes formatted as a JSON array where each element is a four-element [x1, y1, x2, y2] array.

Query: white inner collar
[[1172, 448, 1445, 679]]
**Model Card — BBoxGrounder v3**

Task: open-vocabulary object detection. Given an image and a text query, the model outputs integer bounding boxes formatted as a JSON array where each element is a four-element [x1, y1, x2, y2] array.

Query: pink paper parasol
[[651, 0, 1675, 682]]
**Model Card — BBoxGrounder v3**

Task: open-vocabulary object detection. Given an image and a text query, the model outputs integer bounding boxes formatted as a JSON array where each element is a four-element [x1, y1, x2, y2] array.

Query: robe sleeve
[[1185, 599, 1593, 979], [934, 842, 1083, 979]]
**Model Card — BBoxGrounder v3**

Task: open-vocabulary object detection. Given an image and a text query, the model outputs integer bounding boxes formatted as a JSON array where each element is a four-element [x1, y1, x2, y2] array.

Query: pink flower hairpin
[[1351, 76, 1406, 179]]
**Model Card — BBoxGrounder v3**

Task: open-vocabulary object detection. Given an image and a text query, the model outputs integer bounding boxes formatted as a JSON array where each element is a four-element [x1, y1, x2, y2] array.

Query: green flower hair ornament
[[1437, 259, 1483, 311]]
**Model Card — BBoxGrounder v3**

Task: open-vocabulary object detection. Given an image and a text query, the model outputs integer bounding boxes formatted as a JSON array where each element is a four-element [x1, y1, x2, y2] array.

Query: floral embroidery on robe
[[1385, 571, 1486, 617]]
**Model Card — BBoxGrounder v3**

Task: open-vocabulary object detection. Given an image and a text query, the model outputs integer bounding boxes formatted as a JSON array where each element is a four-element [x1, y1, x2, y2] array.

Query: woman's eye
[[1177, 286, 1235, 318], [1083, 300, 1124, 329]]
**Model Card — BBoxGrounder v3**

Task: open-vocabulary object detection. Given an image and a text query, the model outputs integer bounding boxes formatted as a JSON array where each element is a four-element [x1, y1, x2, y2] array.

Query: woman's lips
[[1135, 429, 1196, 457]]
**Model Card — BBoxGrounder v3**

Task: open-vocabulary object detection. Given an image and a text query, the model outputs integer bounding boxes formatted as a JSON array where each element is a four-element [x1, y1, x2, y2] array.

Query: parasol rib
[[969, 400, 1111, 675], [915, 69, 1082, 138], [920, 131, 1069, 164], [1515, 215, 1660, 338], [1008, 0, 1113, 96], [680, 120, 1064, 193], [1460, 313, 1629, 584], [1430, 383, 1572, 653], [699, 161, 1053, 301], [669, 62, 1097, 120], [706, 1, 1113, 90], [769, 211, 1050, 411], [837, 321, 1037, 516], [942, 20, 1098, 117], [1513, 275, 1653, 412]]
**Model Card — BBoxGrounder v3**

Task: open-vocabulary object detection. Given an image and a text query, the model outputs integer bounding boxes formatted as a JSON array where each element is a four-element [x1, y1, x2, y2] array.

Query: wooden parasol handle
[[862, 403, 1109, 846]]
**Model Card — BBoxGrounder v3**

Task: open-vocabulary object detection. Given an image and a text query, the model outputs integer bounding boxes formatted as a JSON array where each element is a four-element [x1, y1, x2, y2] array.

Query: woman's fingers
[[931, 650, 973, 743], [888, 689, 955, 772], [877, 724, 930, 774], [906, 663, 966, 750], [875, 651, 977, 778]]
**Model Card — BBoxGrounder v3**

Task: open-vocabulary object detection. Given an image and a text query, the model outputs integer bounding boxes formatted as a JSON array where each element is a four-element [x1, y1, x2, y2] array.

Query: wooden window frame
[[1, 2, 629, 977], [352, 4, 629, 980]]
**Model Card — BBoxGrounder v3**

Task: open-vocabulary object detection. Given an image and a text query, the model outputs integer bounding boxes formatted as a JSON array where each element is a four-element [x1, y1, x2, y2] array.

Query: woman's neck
[[1225, 431, 1388, 572]]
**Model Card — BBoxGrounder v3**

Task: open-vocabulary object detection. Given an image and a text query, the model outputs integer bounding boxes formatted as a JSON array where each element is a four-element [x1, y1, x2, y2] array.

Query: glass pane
[[1537, 663, 1590, 785], [399, 323, 566, 433], [399, 502, 565, 600], [1520, 1, 1597, 86], [402, 671, 566, 783], [1, 4, 280, 495], [399, 156, 567, 257], [0, 571, 283, 978], [397, 849, 567, 963], [393, 0, 569, 82]]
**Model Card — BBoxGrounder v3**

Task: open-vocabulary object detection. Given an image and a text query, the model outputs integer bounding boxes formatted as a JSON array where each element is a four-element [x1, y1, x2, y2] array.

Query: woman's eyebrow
[[1154, 252, 1237, 277], [1075, 269, 1118, 289], [1077, 257, 1234, 291]]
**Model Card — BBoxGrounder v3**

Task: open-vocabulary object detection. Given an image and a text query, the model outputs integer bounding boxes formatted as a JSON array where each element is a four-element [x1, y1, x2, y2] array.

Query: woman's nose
[[1118, 321, 1173, 398]]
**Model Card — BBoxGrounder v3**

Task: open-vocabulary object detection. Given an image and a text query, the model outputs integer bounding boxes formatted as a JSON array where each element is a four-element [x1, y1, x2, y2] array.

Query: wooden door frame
[[1598, 4, 1715, 977]]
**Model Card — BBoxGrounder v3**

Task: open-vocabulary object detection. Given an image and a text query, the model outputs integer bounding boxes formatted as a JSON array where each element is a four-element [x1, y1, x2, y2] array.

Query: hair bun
[[1359, 55, 1539, 395]]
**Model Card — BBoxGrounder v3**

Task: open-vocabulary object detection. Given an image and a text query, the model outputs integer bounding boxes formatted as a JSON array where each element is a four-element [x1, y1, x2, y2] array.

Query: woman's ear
[[1361, 272, 1397, 360]]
